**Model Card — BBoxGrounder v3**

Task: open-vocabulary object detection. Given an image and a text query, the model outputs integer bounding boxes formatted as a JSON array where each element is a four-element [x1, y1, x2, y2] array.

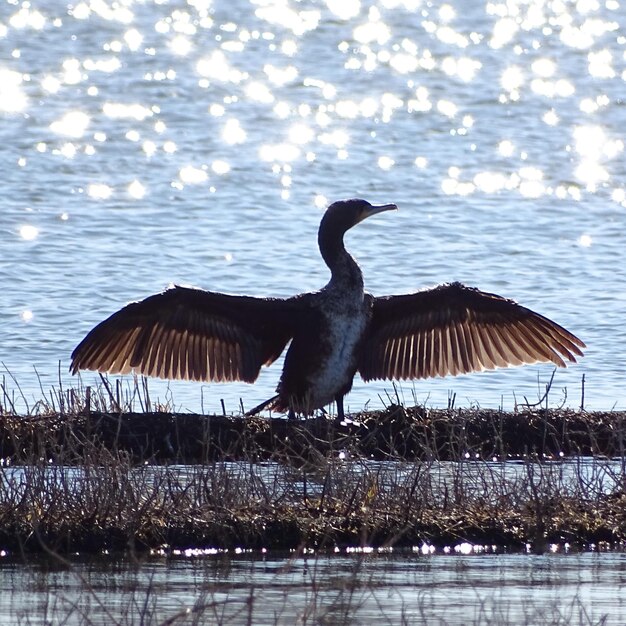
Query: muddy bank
[[1, 405, 625, 464]]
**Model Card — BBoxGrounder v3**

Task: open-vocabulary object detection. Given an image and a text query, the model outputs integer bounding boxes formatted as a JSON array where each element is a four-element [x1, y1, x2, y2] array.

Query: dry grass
[[0, 374, 625, 554]]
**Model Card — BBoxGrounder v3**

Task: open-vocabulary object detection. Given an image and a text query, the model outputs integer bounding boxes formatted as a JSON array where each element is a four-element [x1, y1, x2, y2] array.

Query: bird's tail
[[245, 394, 280, 417]]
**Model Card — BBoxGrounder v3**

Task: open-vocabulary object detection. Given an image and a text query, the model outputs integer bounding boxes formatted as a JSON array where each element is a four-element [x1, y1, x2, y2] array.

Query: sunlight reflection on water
[[1, 0, 625, 413], [1, 548, 626, 625]]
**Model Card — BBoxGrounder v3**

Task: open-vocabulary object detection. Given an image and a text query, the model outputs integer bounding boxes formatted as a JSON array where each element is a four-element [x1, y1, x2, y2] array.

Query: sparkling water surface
[[2, 0, 625, 414], [2, 549, 626, 625]]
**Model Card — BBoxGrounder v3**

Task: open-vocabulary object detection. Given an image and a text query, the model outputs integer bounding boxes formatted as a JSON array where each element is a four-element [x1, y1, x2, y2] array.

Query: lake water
[[1, 0, 625, 415], [2, 549, 626, 625]]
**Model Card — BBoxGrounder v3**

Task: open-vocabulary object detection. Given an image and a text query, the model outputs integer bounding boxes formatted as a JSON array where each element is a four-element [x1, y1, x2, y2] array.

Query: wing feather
[[359, 282, 585, 381], [72, 285, 301, 383], [458, 320, 475, 372]]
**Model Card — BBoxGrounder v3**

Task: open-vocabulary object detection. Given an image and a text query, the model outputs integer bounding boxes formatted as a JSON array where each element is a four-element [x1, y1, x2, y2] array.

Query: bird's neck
[[319, 229, 364, 292]]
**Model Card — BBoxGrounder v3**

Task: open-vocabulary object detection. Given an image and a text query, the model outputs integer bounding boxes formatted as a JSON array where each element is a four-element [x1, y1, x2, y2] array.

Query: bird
[[71, 198, 585, 421]]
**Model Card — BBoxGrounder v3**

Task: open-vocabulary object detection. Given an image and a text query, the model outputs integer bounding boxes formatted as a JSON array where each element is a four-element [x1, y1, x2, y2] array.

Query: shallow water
[[1, 549, 626, 625], [1, 0, 625, 414], [3, 457, 625, 501]]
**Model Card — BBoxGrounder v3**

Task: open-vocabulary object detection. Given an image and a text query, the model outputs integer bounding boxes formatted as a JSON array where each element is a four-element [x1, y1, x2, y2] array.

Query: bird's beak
[[358, 203, 398, 223]]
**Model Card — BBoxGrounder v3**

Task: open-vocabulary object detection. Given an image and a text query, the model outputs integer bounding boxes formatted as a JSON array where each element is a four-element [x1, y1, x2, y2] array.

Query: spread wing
[[359, 282, 585, 381], [71, 285, 302, 383]]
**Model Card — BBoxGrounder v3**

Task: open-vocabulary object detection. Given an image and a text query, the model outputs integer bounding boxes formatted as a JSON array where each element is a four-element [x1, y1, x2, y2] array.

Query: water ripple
[[1, 0, 624, 412]]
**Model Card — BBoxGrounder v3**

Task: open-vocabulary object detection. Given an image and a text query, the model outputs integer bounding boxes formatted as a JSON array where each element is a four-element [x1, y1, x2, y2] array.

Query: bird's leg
[[335, 395, 345, 423]]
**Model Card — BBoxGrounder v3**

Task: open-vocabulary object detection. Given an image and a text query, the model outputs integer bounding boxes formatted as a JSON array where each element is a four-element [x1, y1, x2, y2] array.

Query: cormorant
[[71, 199, 585, 420]]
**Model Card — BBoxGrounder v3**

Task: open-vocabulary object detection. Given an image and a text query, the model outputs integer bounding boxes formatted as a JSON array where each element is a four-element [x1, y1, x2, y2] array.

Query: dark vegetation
[[2, 405, 625, 465], [1, 376, 625, 556]]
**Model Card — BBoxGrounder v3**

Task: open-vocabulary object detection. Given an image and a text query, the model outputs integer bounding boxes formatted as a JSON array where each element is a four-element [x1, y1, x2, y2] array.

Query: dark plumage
[[71, 199, 585, 420]]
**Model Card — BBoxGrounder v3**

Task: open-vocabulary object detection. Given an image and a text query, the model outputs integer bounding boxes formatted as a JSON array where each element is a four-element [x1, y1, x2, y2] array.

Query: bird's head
[[321, 199, 397, 236]]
